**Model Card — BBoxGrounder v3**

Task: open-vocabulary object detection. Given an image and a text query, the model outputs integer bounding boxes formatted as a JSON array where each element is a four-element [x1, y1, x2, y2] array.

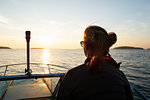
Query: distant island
[[0, 46, 11, 49], [113, 46, 144, 50], [31, 48, 45, 49]]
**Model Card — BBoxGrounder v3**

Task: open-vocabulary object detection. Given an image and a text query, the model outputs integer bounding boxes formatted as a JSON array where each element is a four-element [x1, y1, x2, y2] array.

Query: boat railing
[[0, 63, 68, 77], [0, 63, 67, 99], [129, 82, 149, 100], [0, 63, 149, 100]]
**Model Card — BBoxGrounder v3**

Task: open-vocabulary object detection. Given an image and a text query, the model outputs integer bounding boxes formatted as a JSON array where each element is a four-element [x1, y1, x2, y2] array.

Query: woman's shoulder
[[103, 64, 129, 83], [104, 63, 123, 74], [63, 64, 87, 81], [66, 64, 86, 75]]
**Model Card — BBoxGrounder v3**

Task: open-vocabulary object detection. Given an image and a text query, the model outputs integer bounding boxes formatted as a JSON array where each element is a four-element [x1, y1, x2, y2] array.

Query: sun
[[38, 37, 53, 47]]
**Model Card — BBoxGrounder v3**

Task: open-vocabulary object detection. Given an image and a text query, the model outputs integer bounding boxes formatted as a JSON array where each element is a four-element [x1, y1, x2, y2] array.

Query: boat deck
[[3, 79, 52, 100]]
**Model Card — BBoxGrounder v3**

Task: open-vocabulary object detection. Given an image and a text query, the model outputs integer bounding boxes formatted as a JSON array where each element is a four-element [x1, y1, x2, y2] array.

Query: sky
[[0, 0, 150, 49]]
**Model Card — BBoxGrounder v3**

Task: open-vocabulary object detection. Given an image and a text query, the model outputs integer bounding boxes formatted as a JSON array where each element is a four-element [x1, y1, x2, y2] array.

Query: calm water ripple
[[0, 49, 150, 98]]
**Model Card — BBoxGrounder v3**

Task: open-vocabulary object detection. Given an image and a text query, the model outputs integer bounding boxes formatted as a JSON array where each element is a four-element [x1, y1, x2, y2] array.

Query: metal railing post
[[47, 64, 51, 74], [25, 31, 32, 75], [4, 65, 8, 76]]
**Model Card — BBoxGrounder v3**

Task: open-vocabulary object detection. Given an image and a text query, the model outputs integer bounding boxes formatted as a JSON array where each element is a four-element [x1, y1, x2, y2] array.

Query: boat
[[0, 31, 149, 100], [0, 63, 66, 100]]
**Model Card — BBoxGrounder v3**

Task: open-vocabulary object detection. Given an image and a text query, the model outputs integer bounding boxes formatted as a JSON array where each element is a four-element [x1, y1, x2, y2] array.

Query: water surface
[[0, 49, 150, 98]]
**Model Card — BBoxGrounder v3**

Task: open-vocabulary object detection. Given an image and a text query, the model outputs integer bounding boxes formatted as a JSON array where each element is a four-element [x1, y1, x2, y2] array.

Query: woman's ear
[[85, 43, 88, 50], [83, 43, 88, 57]]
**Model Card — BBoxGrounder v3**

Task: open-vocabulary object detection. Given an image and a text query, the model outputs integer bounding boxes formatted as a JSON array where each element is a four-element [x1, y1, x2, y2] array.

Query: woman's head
[[82, 25, 117, 73], [83, 25, 117, 58]]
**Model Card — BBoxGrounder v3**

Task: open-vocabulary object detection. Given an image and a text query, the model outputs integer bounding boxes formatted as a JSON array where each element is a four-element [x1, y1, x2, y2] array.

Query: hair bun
[[107, 32, 117, 47]]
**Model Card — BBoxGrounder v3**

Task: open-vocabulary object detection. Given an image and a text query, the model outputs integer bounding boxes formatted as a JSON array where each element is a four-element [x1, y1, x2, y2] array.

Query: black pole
[[25, 31, 31, 75]]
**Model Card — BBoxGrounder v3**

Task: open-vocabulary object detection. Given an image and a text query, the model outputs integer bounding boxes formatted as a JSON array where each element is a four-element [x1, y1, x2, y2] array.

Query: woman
[[56, 25, 133, 100]]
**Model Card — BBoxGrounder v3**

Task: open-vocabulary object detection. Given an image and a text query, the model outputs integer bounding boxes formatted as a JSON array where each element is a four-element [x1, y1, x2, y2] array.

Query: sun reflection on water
[[42, 49, 50, 73], [43, 49, 50, 64]]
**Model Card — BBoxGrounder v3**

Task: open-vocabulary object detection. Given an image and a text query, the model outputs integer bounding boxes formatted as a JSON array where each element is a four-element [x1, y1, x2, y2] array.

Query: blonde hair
[[84, 25, 117, 73]]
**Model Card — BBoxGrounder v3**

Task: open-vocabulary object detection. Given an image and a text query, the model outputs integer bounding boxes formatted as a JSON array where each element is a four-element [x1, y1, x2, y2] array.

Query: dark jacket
[[56, 63, 133, 100]]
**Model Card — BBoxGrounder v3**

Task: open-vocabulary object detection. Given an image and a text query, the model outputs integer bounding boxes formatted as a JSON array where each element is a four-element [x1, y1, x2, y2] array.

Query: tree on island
[[0, 46, 11, 49], [113, 46, 144, 50]]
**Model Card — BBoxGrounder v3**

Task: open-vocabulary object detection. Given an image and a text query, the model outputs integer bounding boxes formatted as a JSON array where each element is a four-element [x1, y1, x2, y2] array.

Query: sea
[[0, 49, 150, 98]]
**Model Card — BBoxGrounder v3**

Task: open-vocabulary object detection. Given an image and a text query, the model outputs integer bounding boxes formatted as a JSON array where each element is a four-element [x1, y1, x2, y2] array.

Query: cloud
[[0, 16, 27, 33], [10, 0, 19, 4], [126, 19, 134, 23], [139, 22, 148, 28], [47, 20, 64, 26], [0, 15, 9, 24]]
